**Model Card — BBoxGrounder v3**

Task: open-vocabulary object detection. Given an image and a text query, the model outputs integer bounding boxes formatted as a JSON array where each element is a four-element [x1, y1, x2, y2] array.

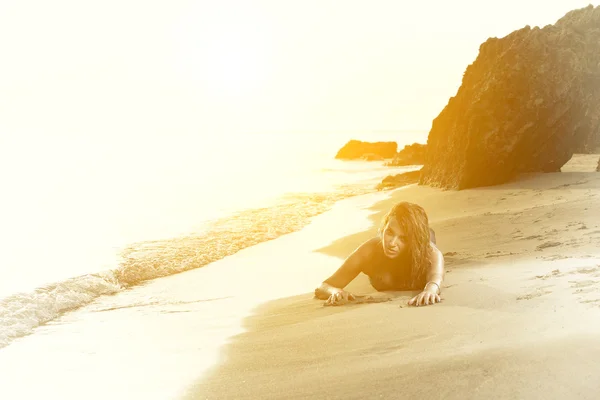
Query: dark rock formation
[[335, 140, 397, 160], [385, 143, 427, 166], [376, 169, 421, 191], [420, 5, 600, 190], [597, 157, 600, 172]]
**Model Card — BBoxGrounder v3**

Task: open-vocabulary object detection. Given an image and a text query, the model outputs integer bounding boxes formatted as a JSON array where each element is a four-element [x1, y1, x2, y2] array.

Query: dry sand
[[185, 154, 600, 400]]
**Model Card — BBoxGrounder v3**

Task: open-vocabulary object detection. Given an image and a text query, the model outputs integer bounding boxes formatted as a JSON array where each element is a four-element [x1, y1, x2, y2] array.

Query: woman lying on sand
[[315, 201, 444, 307]]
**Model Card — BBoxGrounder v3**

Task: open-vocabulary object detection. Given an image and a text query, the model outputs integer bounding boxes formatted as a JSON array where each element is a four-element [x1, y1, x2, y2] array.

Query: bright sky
[[0, 0, 597, 138]]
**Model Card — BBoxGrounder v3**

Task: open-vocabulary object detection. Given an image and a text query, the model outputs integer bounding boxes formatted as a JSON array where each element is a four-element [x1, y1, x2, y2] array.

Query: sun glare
[[202, 31, 269, 99], [173, 3, 272, 102]]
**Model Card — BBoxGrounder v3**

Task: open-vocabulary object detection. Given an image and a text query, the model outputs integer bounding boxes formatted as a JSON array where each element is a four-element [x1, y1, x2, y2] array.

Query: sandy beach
[[185, 154, 600, 400], [1, 154, 598, 400]]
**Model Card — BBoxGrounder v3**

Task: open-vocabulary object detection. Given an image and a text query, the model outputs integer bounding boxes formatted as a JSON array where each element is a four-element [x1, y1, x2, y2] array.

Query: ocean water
[[0, 130, 425, 350], [0, 188, 398, 400]]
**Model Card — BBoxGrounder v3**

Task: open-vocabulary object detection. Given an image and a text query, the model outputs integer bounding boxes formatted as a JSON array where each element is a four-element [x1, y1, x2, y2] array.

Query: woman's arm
[[425, 243, 445, 293], [408, 243, 445, 306], [314, 238, 377, 302]]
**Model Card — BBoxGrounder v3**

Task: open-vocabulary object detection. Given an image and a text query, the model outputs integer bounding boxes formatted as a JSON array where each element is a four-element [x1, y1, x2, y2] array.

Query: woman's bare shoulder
[[355, 237, 381, 256]]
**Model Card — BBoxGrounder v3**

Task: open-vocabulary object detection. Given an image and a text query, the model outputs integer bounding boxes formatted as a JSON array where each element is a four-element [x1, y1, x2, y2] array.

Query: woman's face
[[381, 217, 407, 258]]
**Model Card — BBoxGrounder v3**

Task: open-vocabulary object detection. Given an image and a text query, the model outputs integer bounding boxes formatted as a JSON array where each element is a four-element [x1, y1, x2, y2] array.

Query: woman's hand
[[408, 287, 441, 307], [325, 289, 356, 306]]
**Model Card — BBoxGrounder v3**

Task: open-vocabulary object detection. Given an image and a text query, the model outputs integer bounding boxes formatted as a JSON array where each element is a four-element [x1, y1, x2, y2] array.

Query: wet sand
[[185, 154, 600, 400]]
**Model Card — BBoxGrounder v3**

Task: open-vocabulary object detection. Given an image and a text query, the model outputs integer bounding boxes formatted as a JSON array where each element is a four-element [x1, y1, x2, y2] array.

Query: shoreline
[[0, 162, 414, 351], [0, 184, 398, 400]]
